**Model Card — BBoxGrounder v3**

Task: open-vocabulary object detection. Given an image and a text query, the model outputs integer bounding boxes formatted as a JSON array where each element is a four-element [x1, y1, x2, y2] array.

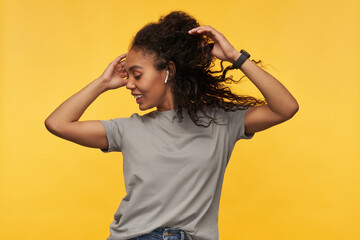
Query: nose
[[125, 78, 136, 90]]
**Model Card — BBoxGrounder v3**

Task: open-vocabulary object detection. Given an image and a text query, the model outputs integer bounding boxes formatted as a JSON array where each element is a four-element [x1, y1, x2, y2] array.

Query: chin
[[139, 103, 156, 111], [138, 104, 148, 111]]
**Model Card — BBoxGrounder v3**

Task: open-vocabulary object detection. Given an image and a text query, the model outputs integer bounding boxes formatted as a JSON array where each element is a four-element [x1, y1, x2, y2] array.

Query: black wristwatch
[[232, 49, 250, 69]]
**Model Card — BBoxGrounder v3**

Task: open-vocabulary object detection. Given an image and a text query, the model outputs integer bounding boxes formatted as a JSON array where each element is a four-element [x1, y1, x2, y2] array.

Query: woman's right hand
[[98, 53, 128, 91]]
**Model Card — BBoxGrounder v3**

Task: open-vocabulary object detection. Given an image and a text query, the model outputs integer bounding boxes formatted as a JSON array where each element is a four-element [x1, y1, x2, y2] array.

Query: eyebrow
[[125, 65, 143, 72]]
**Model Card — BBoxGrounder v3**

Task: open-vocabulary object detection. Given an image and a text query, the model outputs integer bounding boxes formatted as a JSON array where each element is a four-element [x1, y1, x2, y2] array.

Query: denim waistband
[[152, 226, 187, 239], [152, 227, 182, 232]]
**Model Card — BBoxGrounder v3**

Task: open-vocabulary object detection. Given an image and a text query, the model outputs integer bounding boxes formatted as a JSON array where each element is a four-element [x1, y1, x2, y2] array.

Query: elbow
[[44, 118, 58, 134], [44, 117, 52, 129], [44, 118, 51, 129], [292, 102, 299, 114], [271, 102, 299, 120], [287, 104, 299, 118], [44, 119, 53, 133]]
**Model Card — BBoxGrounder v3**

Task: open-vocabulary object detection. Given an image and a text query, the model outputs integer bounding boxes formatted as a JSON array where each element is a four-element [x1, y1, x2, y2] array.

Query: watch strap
[[232, 49, 250, 69]]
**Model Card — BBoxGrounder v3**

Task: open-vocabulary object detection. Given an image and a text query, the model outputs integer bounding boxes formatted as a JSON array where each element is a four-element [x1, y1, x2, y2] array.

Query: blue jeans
[[127, 227, 190, 240]]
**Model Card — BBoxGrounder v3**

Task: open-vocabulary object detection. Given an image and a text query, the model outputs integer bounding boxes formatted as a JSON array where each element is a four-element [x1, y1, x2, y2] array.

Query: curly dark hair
[[128, 10, 268, 127]]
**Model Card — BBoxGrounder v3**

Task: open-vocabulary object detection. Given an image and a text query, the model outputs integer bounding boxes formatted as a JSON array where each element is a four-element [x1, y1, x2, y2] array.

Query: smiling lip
[[136, 96, 143, 103]]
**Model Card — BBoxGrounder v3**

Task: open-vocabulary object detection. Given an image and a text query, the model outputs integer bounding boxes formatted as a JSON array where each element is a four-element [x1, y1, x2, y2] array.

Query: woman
[[45, 11, 298, 240]]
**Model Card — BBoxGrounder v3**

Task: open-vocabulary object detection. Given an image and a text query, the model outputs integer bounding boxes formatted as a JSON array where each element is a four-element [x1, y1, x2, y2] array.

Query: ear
[[168, 61, 176, 80]]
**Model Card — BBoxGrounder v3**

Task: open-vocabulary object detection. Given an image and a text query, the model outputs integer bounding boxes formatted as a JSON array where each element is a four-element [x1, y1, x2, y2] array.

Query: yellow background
[[1, 0, 359, 239]]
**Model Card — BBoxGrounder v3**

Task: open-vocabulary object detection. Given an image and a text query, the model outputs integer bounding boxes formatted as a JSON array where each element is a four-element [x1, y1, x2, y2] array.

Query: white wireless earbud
[[164, 69, 169, 83]]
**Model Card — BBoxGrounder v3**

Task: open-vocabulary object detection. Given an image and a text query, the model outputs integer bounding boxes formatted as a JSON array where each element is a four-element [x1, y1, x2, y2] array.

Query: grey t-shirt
[[99, 107, 254, 240]]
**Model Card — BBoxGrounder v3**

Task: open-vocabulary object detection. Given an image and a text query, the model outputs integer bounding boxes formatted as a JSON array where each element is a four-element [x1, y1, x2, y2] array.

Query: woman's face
[[124, 48, 175, 111]]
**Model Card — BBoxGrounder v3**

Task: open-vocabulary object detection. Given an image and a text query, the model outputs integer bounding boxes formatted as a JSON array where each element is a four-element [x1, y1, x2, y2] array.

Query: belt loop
[[180, 230, 185, 240], [163, 227, 184, 239]]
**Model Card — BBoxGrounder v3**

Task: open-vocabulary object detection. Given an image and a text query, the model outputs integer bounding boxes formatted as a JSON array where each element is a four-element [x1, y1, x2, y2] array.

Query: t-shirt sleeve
[[99, 117, 131, 153], [227, 107, 255, 142]]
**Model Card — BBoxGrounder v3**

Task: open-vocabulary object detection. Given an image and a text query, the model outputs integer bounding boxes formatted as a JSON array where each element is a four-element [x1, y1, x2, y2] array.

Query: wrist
[[232, 49, 251, 69], [94, 77, 109, 93], [231, 51, 241, 63]]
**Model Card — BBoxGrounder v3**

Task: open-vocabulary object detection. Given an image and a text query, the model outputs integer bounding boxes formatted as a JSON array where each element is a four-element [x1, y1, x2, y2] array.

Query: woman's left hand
[[188, 25, 240, 63]]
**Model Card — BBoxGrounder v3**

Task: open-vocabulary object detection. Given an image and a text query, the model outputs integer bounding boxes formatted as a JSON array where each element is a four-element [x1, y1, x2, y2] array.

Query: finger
[[119, 72, 127, 78], [189, 26, 218, 39], [188, 26, 204, 33], [188, 27, 198, 33], [195, 29, 218, 43], [119, 64, 126, 72], [120, 61, 125, 68], [118, 52, 127, 58], [188, 25, 212, 32], [113, 53, 128, 64], [115, 53, 127, 60], [198, 26, 218, 36], [188, 29, 204, 34]]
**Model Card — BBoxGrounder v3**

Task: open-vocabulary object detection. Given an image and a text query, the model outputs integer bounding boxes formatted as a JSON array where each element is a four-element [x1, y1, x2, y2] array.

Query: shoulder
[[129, 110, 158, 122]]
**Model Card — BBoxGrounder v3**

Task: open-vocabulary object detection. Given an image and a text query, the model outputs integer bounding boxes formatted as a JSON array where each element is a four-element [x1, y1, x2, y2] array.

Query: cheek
[[145, 76, 163, 93]]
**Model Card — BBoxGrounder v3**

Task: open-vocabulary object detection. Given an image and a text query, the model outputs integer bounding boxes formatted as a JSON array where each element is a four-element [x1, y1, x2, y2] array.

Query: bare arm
[[45, 78, 106, 127], [234, 56, 299, 135], [234, 55, 299, 117], [44, 78, 109, 149], [189, 26, 299, 136], [44, 53, 128, 150]]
